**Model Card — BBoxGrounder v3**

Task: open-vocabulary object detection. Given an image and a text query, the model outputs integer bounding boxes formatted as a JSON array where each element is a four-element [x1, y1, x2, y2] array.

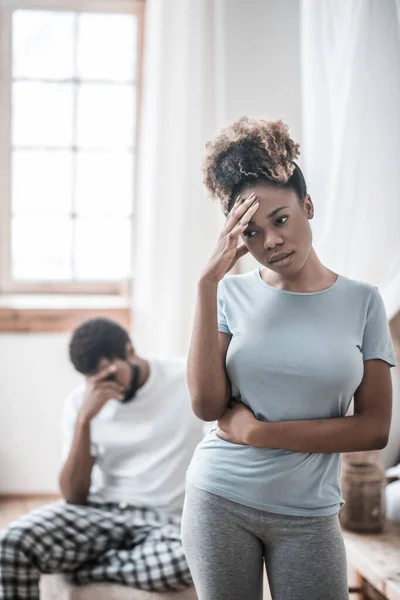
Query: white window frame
[[0, 0, 144, 295]]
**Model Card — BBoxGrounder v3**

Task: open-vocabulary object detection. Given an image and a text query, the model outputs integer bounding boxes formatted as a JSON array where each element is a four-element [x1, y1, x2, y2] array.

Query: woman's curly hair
[[203, 117, 302, 214]]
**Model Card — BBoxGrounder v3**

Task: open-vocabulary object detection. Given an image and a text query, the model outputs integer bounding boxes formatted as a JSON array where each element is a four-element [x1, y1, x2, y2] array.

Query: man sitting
[[0, 317, 203, 599]]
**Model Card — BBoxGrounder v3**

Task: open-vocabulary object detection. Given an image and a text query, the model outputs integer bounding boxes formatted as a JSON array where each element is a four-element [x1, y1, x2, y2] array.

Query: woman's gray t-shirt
[[187, 270, 396, 517]]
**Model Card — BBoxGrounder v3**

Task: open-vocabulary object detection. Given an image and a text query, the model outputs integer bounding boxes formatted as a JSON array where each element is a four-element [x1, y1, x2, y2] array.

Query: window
[[0, 0, 144, 295]]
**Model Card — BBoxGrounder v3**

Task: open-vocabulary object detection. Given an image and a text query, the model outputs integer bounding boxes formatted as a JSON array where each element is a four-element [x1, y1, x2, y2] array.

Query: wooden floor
[[0, 494, 60, 529]]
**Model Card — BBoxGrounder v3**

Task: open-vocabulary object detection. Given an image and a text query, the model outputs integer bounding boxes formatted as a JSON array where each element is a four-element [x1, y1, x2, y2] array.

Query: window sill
[[0, 295, 131, 333]]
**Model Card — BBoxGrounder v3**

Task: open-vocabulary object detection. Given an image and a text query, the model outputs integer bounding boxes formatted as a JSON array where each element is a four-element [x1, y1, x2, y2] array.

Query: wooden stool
[[40, 575, 197, 600]]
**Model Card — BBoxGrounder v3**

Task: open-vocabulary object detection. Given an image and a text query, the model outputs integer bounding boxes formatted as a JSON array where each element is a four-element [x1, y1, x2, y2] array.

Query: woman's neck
[[261, 248, 337, 293]]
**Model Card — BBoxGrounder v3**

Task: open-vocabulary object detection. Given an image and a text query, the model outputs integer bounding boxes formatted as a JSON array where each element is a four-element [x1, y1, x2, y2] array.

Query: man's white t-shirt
[[62, 357, 204, 517]]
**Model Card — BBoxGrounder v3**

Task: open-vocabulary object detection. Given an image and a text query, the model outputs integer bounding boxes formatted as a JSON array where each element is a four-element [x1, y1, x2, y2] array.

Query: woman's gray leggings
[[181, 483, 348, 600]]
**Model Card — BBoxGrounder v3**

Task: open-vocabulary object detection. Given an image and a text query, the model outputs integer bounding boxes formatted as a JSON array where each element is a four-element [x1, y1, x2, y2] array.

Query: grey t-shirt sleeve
[[361, 287, 396, 367], [217, 279, 232, 335]]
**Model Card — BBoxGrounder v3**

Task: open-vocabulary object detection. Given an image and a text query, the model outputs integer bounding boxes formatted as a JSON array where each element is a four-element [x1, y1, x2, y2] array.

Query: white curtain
[[132, 0, 225, 356], [301, 0, 400, 320]]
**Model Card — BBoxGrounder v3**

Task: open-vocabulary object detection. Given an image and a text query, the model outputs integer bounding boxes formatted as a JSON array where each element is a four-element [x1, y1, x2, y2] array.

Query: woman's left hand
[[216, 400, 258, 445]]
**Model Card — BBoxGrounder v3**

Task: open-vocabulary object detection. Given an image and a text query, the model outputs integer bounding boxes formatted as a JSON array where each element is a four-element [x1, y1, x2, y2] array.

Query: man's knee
[[0, 523, 27, 559], [0, 503, 66, 555]]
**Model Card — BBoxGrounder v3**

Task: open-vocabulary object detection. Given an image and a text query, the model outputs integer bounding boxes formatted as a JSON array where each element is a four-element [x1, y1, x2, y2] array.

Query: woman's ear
[[304, 195, 314, 219]]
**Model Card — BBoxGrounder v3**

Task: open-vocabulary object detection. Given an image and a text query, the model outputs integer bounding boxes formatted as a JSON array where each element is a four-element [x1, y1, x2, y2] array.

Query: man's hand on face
[[78, 364, 125, 424]]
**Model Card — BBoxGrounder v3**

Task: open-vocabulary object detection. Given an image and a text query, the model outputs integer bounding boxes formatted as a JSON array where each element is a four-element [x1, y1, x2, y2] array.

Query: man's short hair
[[69, 317, 131, 375]]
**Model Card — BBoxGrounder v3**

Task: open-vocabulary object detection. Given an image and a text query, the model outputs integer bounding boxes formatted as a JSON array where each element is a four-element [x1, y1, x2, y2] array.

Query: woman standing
[[182, 117, 396, 600]]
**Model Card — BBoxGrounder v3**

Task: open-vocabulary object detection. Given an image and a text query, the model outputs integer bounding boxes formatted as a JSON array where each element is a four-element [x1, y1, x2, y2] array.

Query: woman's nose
[[263, 231, 284, 249]]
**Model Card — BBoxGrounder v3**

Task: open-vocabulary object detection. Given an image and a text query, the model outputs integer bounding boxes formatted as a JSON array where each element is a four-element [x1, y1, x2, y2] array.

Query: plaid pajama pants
[[0, 500, 192, 599]]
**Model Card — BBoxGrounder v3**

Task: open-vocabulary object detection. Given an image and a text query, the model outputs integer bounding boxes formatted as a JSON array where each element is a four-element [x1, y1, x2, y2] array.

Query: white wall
[[222, 0, 400, 469], [221, 0, 305, 278], [0, 0, 398, 494], [0, 0, 303, 495], [223, 0, 302, 275], [0, 335, 81, 493], [223, 0, 302, 144]]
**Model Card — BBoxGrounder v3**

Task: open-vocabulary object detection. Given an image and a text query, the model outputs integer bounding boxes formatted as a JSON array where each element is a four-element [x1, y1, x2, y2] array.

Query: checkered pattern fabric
[[0, 501, 192, 599]]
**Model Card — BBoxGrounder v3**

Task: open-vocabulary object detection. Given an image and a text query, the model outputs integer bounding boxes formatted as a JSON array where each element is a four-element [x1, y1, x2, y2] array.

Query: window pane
[[76, 83, 134, 149], [77, 13, 136, 82], [13, 81, 74, 147], [12, 216, 73, 281], [75, 218, 131, 280], [12, 10, 75, 80], [76, 152, 133, 217], [12, 150, 73, 216]]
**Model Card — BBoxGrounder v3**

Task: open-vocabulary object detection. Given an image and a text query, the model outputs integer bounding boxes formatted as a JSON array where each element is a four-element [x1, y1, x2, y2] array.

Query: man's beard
[[122, 363, 141, 403]]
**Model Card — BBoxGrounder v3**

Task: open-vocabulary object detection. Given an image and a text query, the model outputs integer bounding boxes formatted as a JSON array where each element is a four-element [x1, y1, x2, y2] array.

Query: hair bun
[[203, 116, 300, 213]]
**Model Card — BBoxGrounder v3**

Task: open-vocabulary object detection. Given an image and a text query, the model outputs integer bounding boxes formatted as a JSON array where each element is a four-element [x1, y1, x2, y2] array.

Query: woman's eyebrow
[[267, 206, 290, 219], [248, 206, 290, 225]]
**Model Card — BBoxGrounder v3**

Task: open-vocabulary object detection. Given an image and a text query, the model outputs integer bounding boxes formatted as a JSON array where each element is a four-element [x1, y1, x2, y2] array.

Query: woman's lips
[[268, 251, 295, 266]]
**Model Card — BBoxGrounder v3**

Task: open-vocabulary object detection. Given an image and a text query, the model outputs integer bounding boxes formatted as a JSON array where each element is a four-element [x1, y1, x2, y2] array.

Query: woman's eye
[[276, 216, 288, 226], [243, 230, 257, 239]]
